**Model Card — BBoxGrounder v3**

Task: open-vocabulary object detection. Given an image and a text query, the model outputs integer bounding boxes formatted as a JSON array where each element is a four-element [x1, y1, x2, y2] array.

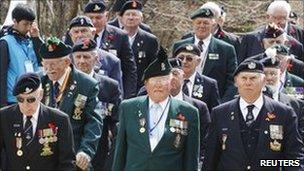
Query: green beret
[[13, 73, 41, 96], [119, 0, 143, 16], [142, 47, 172, 81], [40, 36, 72, 59], [190, 8, 214, 20], [72, 39, 97, 52]]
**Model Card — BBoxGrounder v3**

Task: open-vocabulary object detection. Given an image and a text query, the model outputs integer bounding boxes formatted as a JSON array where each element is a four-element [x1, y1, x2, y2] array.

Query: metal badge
[[222, 134, 227, 150], [269, 125, 283, 140], [270, 139, 281, 151]]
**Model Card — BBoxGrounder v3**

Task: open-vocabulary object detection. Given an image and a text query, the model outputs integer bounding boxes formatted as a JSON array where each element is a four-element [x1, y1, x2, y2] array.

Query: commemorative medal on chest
[[15, 133, 23, 156]]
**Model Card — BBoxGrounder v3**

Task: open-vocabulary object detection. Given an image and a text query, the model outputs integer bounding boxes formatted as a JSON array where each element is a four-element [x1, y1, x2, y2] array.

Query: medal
[[139, 127, 145, 133], [270, 139, 281, 151], [41, 142, 53, 156], [222, 134, 227, 150], [173, 134, 181, 148], [17, 150, 23, 156], [170, 127, 176, 133]]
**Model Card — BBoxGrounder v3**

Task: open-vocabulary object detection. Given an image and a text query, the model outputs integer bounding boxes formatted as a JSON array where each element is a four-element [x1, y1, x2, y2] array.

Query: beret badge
[[25, 87, 32, 94], [161, 63, 166, 71], [93, 4, 101, 11], [248, 62, 256, 69], [132, 1, 137, 8], [186, 45, 193, 51]]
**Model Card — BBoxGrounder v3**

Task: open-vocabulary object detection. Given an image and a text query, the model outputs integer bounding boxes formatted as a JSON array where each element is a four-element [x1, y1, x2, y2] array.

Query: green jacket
[[41, 65, 102, 159], [112, 96, 199, 171]]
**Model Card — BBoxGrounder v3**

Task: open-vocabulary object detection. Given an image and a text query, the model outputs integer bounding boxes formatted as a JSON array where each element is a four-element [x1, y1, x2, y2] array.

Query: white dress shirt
[[173, 89, 184, 101], [148, 97, 170, 151], [23, 104, 40, 137], [96, 30, 104, 48], [239, 94, 264, 121]]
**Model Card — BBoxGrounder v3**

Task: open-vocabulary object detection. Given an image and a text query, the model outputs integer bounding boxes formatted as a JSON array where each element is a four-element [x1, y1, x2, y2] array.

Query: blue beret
[[233, 59, 264, 77], [84, 1, 106, 13], [69, 16, 94, 29], [72, 39, 97, 52], [173, 43, 201, 57], [40, 36, 72, 59], [13, 73, 41, 96]]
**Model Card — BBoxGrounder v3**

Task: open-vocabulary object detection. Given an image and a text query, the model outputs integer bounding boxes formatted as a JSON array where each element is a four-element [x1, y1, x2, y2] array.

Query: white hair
[[267, 1, 291, 16], [201, 2, 221, 19]]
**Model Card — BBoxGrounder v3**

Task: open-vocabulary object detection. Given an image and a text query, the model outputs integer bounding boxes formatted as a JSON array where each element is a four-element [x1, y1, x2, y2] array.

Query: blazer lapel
[[137, 96, 151, 151], [203, 37, 216, 75]]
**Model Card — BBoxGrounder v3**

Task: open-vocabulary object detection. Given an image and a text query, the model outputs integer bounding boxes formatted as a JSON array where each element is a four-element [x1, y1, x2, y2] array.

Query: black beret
[[72, 39, 97, 52], [13, 73, 41, 96], [112, 0, 128, 12], [40, 36, 72, 59], [271, 44, 290, 56], [12, 4, 36, 22], [233, 59, 264, 77], [169, 58, 183, 69], [84, 1, 106, 13], [173, 43, 201, 57], [260, 57, 280, 68], [119, 1, 143, 16], [264, 23, 284, 39], [69, 16, 94, 29], [190, 8, 214, 20], [289, 11, 298, 19], [142, 47, 172, 81]]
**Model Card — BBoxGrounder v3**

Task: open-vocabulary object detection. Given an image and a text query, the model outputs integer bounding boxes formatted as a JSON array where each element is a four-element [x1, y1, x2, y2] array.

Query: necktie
[[198, 40, 204, 53], [245, 105, 255, 126], [182, 79, 190, 96], [94, 34, 98, 42], [53, 81, 60, 99], [24, 116, 33, 146]]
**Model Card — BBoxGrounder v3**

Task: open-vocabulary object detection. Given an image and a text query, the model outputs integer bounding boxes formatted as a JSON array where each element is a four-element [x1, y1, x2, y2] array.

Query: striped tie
[[24, 116, 33, 146]]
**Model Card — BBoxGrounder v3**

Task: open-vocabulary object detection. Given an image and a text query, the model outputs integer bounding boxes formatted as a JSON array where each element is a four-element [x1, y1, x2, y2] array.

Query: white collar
[[280, 70, 286, 83], [194, 34, 212, 47], [23, 103, 40, 122], [188, 72, 196, 85], [88, 70, 94, 78], [239, 93, 264, 111], [53, 67, 70, 86], [149, 97, 170, 110], [173, 89, 184, 101]]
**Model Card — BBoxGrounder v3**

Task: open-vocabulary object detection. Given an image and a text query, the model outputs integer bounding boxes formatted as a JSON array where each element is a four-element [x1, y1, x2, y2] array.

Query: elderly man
[[0, 4, 42, 107], [266, 0, 304, 46], [109, 0, 152, 33], [203, 58, 304, 171], [112, 51, 199, 171], [260, 57, 304, 139], [173, 43, 220, 112], [173, 7, 238, 103], [67, 15, 123, 92], [0, 73, 75, 170], [84, 0, 137, 99], [119, 0, 159, 91], [72, 38, 122, 171], [40, 37, 102, 171]]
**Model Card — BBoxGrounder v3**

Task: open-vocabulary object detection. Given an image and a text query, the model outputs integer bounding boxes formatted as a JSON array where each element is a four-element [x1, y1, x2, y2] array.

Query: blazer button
[[247, 165, 251, 170], [26, 166, 30, 170]]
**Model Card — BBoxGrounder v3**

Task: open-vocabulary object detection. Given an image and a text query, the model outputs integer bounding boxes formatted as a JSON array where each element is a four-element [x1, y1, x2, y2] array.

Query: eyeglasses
[[16, 96, 37, 103], [177, 55, 195, 62]]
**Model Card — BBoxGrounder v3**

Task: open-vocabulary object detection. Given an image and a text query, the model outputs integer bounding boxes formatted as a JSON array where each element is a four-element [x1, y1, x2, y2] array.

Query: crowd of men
[[0, 0, 303, 170]]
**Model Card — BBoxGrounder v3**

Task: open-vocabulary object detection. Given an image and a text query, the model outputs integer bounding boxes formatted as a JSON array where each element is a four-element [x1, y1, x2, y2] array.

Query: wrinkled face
[[17, 88, 42, 116], [268, 9, 288, 29], [235, 72, 265, 102], [264, 67, 281, 86], [192, 17, 215, 39], [13, 19, 33, 35], [170, 68, 184, 95], [73, 51, 97, 74], [262, 35, 285, 49], [69, 26, 94, 43], [86, 12, 108, 33], [176, 52, 201, 78], [121, 10, 142, 28], [145, 75, 172, 103], [42, 57, 71, 81]]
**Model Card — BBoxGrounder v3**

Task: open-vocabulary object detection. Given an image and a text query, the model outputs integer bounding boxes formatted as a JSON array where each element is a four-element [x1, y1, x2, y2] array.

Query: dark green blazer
[[41, 65, 102, 159], [112, 96, 200, 171], [173, 36, 238, 102]]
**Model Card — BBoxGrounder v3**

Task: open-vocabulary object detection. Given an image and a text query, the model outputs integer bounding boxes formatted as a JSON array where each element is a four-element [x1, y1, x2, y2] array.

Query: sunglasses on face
[[177, 55, 195, 62], [16, 96, 37, 103]]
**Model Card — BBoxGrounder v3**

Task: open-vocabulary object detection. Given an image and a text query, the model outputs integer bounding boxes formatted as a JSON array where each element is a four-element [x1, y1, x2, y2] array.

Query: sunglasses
[[16, 96, 37, 103], [177, 55, 195, 62]]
